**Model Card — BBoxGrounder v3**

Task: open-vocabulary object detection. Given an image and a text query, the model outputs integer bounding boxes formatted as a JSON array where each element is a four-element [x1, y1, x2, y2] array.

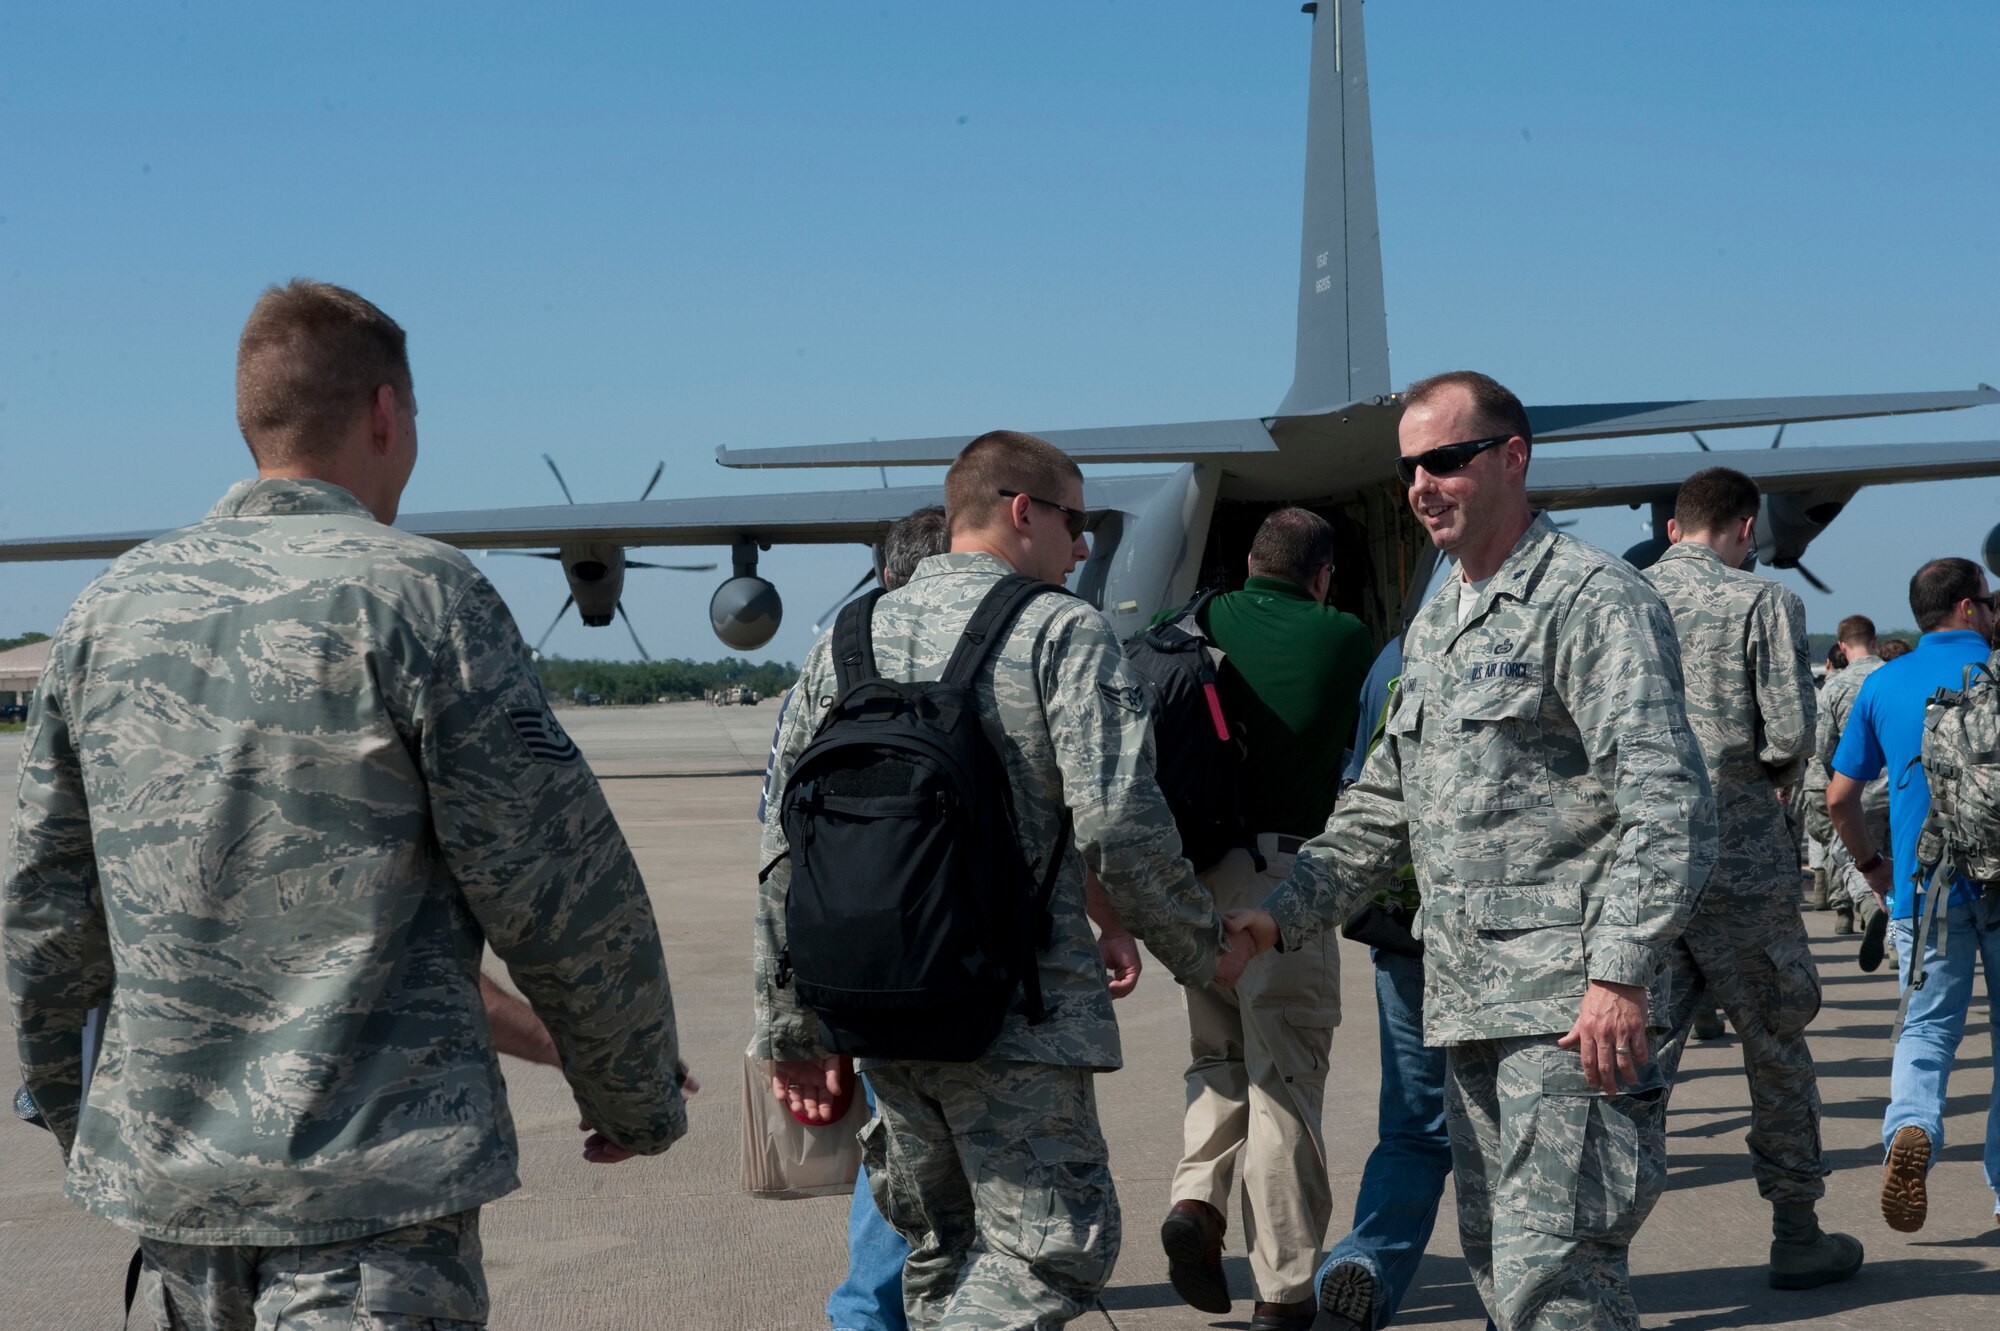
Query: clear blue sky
[[3, 2, 1997, 662]]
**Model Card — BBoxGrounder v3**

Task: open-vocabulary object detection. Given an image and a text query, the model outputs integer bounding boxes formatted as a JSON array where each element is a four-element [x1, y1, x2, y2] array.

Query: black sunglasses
[[1394, 435, 1511, 487], [998, 488, 1088, 539]]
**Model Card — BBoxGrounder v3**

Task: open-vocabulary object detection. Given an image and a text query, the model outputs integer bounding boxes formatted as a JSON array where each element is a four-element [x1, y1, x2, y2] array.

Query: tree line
[[532, 655, 799, 706]]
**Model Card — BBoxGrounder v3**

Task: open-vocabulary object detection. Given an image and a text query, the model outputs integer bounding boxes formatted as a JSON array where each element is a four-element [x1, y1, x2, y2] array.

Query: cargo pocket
[[1761, 934, 1822, 1038], [1019, 1137, 1117, 1293], [1519, 1067, 1664, 1243], [1272, 1009, 1339, 1083], [356, 1214, 489, 1328], [1466, 888, 1587, 1003]]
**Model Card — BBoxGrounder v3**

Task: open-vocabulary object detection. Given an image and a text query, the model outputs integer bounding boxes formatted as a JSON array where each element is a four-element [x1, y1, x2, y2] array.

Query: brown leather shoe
[[1251, 1297, 1318, 1330], [1160, 1199, 1230, 1313]]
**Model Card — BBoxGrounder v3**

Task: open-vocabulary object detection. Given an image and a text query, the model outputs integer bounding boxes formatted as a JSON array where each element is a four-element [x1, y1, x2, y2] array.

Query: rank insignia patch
[[508, 708, 580, 762]]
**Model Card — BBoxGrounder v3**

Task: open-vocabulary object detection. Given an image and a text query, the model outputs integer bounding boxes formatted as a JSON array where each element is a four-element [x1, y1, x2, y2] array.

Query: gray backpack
[[1914, 652, 2000, 885], [1901, 651, 2000, 1038]]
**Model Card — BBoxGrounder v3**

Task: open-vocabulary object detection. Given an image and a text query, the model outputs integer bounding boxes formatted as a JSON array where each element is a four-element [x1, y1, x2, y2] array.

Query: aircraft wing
[[714, 418, 1279, 470], [713, 388, 2000, 471], [1529, 439, 2000, 509], [1527, 387, 2000, 442], [0, 475, 1181, 563]]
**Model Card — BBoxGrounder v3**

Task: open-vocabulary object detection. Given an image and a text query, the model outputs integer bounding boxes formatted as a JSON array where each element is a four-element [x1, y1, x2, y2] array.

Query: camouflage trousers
[[1655, 915, 1827, 1204], [862, 1060, 1117, 1329], [1446, 1036, 1667, 1331], [1827, 813, 1890, 918], [133, 1210, 486, 1330]]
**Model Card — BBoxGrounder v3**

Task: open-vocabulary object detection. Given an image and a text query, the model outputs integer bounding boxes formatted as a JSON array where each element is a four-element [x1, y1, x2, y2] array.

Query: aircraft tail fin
[[1276, 0, 1391, 417]]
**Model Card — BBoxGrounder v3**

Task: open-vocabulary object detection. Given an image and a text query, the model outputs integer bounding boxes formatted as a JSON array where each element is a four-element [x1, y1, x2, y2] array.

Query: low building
[[0, 639, 52, 708]]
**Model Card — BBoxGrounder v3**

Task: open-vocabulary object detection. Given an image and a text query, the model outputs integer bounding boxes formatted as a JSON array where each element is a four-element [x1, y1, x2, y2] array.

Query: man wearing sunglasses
[[1223, 370, 1716, 1331], [755, 430, 1245, 1328], [1827, 557, 2000, 1235], [1641, 466, 1862, 1290]]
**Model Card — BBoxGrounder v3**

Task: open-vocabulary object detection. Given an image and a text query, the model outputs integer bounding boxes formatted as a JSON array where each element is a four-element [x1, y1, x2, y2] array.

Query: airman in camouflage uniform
[[1228, 373, 1716, 1331], [753, 431, 1231, 1329], [1642, 467, 1862, 1289], [1801, 619, 1890, 937], [4, 281, 686, 1330]]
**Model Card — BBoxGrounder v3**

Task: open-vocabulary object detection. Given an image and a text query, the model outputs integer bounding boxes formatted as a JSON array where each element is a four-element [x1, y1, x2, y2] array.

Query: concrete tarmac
[[2, 700, 1995, 1329]]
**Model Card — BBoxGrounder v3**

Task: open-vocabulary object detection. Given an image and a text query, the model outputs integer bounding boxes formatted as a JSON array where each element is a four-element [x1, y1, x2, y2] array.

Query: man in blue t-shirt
[[1828, 556, 2000, 1236]]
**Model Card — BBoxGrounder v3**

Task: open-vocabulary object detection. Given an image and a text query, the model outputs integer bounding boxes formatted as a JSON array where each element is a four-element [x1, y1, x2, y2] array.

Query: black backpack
[[766, 573, 1073, 1062], [1123, 588, 1251, 872]]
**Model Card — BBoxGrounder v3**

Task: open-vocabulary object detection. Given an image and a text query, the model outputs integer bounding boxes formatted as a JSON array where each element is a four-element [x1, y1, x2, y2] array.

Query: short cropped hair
[[1674, 467, 1761, 536], [1836, 614, 1877, 648], [1881, 638, 1913, 660], [1247, 506, 1334, 585], [882, 506, 948, 591], [1908, 557, 1984, 632], [1401, 370, 1533, 452], [236, 280, 411, 466], [944, 430, 1083, 536]]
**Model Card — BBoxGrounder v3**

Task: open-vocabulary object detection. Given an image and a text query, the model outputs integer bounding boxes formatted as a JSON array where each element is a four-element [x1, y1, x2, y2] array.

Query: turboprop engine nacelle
[[560, 542, 628, 626], [1982, 524, 2000, 579], [711, 576, 783, 651], [1755, 486, 1855, 584]]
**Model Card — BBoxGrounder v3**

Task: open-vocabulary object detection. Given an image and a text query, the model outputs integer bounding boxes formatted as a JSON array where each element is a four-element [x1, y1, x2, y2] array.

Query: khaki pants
[[1171, 839, 1341, 1302]]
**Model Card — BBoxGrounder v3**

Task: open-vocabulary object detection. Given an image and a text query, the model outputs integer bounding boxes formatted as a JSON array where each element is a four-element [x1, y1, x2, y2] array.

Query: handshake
[[1210, 908, 1280, 988]]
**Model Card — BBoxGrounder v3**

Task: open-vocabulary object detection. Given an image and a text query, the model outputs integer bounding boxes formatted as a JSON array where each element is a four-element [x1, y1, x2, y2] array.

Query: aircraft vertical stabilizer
[[1276, 0, 1391, 418]]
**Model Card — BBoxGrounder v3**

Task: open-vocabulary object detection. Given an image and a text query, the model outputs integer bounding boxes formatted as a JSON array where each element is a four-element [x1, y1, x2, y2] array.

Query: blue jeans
[[826, 1079, 911, 1331], [1887, 899, 2000, 1204], [1318, 948, 1452, 1328]]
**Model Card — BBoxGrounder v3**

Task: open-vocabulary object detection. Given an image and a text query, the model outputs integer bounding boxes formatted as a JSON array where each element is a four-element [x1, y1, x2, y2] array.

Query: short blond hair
[[236, 279, 410, 466]]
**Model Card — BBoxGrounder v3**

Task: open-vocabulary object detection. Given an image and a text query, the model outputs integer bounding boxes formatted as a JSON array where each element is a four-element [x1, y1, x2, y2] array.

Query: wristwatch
[[1855, 851, 1885, 875]]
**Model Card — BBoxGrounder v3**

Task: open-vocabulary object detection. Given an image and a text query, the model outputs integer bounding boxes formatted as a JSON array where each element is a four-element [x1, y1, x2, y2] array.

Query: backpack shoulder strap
[[832, 589, 887, 694], [941, 574, 1071, 686]]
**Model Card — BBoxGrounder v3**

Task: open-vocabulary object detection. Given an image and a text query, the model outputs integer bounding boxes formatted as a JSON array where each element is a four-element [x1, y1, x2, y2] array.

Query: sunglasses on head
[[1394, 435, 1511, 487], [997, 488, 1088, 539]]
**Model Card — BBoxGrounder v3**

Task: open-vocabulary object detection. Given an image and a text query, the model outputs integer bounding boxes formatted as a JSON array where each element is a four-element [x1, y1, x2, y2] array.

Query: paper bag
[[740, 1052, 866, 1199]]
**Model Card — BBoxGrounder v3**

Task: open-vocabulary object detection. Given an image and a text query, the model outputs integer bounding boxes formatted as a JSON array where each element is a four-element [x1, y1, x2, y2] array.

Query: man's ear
[[1666, 517, 1684, 544], [368, 383, 399, 457]]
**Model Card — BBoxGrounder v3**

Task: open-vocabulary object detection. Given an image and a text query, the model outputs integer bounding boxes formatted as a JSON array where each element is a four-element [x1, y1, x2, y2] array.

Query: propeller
[[813, 568, 881, 633], [542, 454, 577, 505], [490, 551, 564, 561], [617, 603, 652, 662], [1689, 424, 1783, 452], [1780, 559, 1832, 594], [639, 460, 666, 502], [533, 595, 575, 657], [628, 557, 717, 572]]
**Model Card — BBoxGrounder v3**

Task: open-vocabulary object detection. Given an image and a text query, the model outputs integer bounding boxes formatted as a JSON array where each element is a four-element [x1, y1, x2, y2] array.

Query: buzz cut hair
[[943, 430, 1083, 537], [1401, 370, 1533, 452], [1909, 556, 1984, 633], [236, 279, 411, 467], [1247, 506, 1334, 585], [1836, 614, 1878, 647], [1673, 467, 1761, 536], [881, 505, 948, 590]]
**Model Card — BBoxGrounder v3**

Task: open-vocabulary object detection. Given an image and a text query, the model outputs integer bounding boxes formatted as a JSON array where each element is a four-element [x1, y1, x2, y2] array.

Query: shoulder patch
[[508, 707, 580, 763], [1098, 680, 1147, 714]]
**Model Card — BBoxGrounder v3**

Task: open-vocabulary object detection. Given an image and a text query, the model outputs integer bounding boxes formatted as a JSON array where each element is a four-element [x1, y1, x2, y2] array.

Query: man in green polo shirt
[[1161, 507, 1375, 1331]]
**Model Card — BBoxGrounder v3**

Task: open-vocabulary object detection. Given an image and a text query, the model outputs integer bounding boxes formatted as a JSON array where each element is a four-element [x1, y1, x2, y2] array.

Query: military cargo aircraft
[[3, 2, 1995, 650]]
